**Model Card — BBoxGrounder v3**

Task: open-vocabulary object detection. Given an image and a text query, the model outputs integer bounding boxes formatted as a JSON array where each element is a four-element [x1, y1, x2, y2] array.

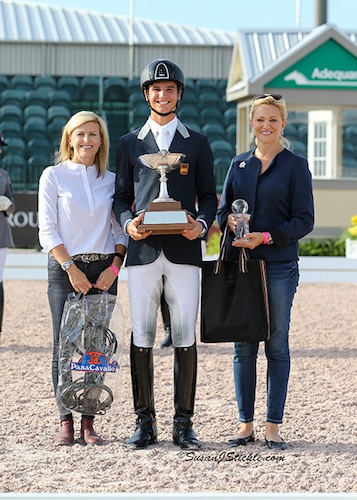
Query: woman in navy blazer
[[217, 94, 314, 450], [114, 59, 217, 450]]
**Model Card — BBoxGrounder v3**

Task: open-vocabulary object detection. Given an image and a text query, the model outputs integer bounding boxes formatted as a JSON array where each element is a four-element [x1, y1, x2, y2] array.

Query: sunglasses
[[253, 94, 283, 102]]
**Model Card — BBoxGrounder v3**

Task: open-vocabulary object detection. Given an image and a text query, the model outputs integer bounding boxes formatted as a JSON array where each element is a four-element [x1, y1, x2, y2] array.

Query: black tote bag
[[200, 225, 270, 343]]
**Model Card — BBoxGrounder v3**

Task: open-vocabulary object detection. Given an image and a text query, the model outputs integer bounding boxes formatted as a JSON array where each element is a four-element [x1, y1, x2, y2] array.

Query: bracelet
[[262, 232, 270, 245], [109, 264, 119, 276], [114, 252, 125, 262]]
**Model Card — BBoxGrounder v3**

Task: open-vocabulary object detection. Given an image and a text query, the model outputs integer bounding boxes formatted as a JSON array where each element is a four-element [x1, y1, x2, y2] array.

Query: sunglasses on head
[[253, 94, 283, 102]]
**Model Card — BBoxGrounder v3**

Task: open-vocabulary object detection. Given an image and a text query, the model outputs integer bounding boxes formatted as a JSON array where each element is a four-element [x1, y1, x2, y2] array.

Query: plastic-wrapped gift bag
[[56, 291, 124, 416]]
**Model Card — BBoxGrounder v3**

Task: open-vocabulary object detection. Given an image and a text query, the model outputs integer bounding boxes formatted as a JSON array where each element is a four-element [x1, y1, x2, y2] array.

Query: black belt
[[71, 253, 113, 263]]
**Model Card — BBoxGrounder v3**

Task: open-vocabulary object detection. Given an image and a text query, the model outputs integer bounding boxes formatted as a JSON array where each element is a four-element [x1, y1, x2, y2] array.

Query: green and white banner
[[267, 39, 357, 89]]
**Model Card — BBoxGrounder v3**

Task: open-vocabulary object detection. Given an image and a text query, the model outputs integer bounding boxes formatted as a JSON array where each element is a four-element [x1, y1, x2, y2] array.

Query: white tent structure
[[0, 0, 235, 79]]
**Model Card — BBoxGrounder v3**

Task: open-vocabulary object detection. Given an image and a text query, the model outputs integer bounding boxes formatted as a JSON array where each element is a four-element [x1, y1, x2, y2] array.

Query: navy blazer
[[216, 148, 314, 262], [114, 120, 217, 266]]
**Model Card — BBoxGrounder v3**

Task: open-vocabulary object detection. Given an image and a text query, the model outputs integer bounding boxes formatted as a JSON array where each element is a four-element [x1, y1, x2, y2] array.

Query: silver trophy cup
[[139, 150, 186, 202]]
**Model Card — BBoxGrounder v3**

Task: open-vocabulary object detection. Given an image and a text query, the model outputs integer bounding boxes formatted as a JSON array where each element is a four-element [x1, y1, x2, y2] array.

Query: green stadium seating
[[48, 90, 72, 108], [196, 79, 218, 94], [185, 79, 196, 92], [1, 153, 27, 185], [291, 140, 307, 157], [127, 77, 140, 93], [343, 143, 355, 160], [226, 123, 237, 145], [342, 110, 357, 124], [57, 76, 80, 100], [11, 75, 33, 91], [129, 104, 149, 128], [47, 105, 71, 124], [184, 122, 202, 133], [47, 119, 67, 143], [23, 116, 47, 141], [198, 91, 223, 110], [106, 112, 129, 138], [27, 154, 51, 188], [177, 105, 200, 123], [24, 104, 47, 121], [0, 89, 27, 107], [214, 157, 230, 192], [128, 91, 144, 107], [283, 123, 298, 141], [27, 137, 53, 158], [80, 76, 100, 101], [5, 137, 27, 155], [34, 76, 56, 93], [200, 107, 222, 125], [345, 125, 357, 143], [0, 121, 22, 138], [202, 123, 226, 142], [223, 107, 236, 126], [0, 75, 10, 93], [180, 91, 197, 105], [1, 75, 236, 192], [211, 139, 235, 158], [297, 123, 308, 142], [24, 90, 48, 107], [344, 156, 357, 165], [0, 104, 23, 123], [104, 78, 128, 102], [28, 152, 52, 165], [181, 79, 197, 105], [218, 79, 228, 96]]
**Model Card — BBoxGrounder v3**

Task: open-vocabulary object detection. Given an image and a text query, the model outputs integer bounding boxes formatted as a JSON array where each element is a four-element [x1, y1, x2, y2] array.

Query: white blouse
[[38, 160, 127, 256]]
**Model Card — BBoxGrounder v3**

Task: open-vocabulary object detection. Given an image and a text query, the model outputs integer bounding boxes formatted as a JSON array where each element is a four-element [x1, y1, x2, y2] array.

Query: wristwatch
[[267, 233, 274, 245], [61, 259, 74, 271]]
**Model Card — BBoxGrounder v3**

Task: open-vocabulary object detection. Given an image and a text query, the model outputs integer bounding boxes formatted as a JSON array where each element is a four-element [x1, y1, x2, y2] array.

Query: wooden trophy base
[[138, 201, 194, 235]]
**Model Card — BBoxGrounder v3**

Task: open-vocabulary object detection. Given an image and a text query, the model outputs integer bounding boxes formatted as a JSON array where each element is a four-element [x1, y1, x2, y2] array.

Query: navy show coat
[[114, 120, 217, 267]]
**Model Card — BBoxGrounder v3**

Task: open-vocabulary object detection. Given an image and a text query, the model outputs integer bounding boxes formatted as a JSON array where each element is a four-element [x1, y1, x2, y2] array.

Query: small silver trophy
[[138, 149, 194, 234], [232, 199, 251, 241]]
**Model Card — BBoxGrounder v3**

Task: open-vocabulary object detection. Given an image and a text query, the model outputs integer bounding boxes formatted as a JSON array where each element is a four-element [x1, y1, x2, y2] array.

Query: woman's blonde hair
[[249, 95, 290, 149], [54, 110, 109, 177]]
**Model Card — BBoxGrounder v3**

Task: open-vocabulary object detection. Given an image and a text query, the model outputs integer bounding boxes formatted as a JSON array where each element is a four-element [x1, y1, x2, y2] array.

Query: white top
[[38, 160, 127, 256]]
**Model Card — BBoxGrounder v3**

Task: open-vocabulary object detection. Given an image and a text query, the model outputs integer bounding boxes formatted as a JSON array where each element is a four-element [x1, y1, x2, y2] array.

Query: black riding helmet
[[140, 59, 185, 116]]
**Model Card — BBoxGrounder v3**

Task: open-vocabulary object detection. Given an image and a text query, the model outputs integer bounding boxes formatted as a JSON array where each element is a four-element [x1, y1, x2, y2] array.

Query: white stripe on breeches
[[127, 251, 199, 348]]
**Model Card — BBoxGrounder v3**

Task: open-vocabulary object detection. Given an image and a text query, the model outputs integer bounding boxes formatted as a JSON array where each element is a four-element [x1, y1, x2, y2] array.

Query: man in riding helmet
[[114, 59, 217, 450]]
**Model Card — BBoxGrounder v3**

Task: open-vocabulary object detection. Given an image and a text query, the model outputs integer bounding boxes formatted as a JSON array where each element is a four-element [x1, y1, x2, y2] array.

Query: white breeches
[[127, 251, 200, 348]]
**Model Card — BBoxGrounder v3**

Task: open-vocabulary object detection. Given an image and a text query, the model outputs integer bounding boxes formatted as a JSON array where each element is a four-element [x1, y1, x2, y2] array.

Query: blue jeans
[[233, 260, 299, 424], [47, 254, 117, 418]]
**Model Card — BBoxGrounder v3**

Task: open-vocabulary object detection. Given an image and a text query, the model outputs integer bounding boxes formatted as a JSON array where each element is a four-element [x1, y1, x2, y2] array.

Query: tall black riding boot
[[127, 336, 157, 449], [173, 343, 202, 449], [0, 281, 4, 333]]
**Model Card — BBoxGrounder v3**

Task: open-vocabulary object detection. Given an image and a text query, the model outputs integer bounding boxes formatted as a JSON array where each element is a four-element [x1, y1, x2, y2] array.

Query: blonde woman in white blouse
[[38, 111, 127, 446]]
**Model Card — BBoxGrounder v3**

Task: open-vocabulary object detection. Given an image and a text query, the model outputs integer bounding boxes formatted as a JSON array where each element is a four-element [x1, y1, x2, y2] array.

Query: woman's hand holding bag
[[200, 224, 270, 343]]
